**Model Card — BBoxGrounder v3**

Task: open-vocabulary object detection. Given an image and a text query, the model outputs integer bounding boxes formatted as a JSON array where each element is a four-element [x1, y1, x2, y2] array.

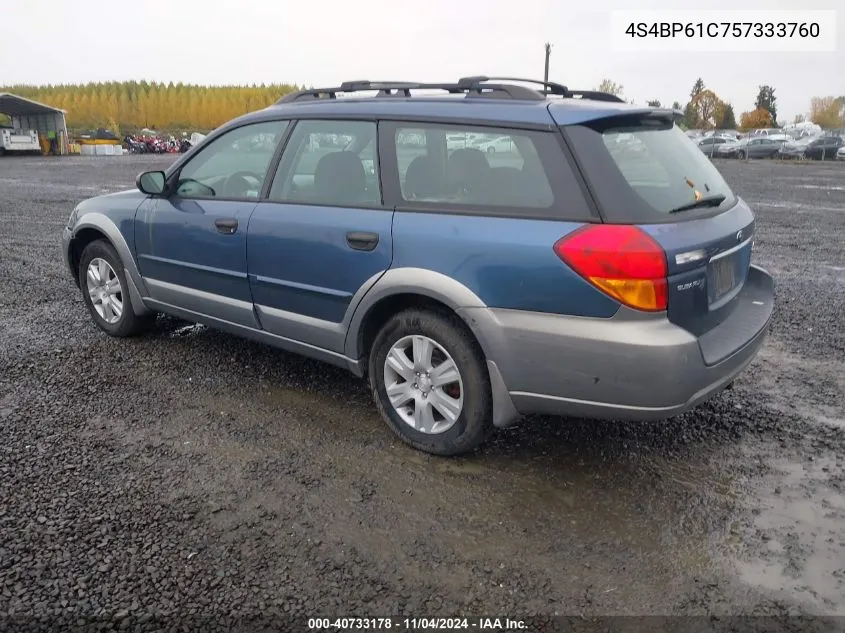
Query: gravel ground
[[1, 155, 844, 631]]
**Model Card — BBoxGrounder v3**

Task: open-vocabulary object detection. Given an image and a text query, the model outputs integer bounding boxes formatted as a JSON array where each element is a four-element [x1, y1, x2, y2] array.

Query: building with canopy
[[0, 93, 69, 155]]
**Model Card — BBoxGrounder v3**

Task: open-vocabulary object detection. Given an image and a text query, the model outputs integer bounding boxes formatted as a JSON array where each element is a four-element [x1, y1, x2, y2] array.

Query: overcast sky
[[2, 0, 842, 122]]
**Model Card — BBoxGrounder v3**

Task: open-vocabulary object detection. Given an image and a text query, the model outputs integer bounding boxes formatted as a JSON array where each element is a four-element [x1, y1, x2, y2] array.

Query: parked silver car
[[697, 135, 733, 157], [779, 136, 819, 160]]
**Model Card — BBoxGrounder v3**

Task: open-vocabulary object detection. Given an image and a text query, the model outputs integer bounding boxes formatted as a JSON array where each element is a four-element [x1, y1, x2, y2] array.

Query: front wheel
[[368, 309, 493, 456], [78, 240, 154, 337], [737, 151, 747, 160]]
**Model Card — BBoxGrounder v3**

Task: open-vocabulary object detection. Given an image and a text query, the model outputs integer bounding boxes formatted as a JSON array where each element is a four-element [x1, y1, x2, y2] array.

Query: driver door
[[135, 119, 289, 328]]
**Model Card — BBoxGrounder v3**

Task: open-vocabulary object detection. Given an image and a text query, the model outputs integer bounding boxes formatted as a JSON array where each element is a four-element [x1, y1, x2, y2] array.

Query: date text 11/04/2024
[[307, 617, 527, 630], [624, 22, 820, 38]]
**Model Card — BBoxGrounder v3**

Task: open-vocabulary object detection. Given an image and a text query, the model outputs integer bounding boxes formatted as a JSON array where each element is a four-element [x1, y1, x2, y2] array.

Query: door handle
[[346, 231, 379, 251], [215, 218, 238, 234]]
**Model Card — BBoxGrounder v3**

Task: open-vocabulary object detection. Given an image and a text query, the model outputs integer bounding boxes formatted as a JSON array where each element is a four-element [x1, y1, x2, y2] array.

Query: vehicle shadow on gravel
[[145, 314, 769, 464]]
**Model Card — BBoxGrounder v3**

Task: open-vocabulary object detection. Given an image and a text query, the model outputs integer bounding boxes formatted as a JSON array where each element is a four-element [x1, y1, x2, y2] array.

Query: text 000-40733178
[[306, 617, 528, 630]]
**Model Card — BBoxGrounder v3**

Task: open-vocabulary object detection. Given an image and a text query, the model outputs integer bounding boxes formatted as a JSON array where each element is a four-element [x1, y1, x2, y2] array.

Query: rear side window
[[383, 122, 594, 220], [565, 116, 737, 223], [396, 124, 552, 208], [269, 120, 381, 207]]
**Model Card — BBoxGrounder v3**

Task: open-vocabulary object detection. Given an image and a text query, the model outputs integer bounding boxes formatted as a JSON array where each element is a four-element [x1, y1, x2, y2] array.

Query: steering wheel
[[176, 178, 217, 198], [223, 171, 263, 197]]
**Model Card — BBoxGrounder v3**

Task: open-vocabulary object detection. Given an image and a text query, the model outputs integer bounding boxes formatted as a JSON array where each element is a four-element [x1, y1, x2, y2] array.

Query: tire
[[486, 146, 495, 154], [78, 240, 153, 337], [738, 151, 746, 160], [368, 308, 493, 456]]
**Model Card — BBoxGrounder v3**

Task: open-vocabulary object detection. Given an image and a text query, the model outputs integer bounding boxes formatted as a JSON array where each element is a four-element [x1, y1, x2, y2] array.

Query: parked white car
[[0, 127, 40, 154], [475, 135, 515, 154], [837, 146, 845, 161], [446, 133, 469, 149], [750, 129, 791, 143]]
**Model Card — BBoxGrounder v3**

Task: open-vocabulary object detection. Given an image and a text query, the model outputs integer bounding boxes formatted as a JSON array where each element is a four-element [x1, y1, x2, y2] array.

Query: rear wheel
[[737, 150, 747, 160], [368, 308, 493, 456], [78, 240, 154, 337]]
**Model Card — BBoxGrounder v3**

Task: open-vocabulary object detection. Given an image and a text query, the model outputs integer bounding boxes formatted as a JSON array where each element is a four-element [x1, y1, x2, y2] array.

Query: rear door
[[246, 119, 393, 353], [558, 111, 756, 343]]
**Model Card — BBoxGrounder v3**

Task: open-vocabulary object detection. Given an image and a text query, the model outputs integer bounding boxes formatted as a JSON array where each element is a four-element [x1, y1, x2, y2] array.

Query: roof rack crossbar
[[276, 81, 466, 103], [275, 80, 543, 103], [458, 75, 571, 97], [461, 82, 545, 101], [277, 88, 340, 103], [566, 90, 625, 103]]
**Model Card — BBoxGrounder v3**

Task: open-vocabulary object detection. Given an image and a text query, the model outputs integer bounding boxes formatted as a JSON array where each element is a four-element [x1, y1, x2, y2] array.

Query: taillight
[[553, 225, 668, 312]]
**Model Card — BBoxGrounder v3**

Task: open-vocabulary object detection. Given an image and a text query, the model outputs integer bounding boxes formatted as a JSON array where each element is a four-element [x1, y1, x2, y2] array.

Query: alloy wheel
[[86, 258, 123, 324], [383, 334, 464, 434]]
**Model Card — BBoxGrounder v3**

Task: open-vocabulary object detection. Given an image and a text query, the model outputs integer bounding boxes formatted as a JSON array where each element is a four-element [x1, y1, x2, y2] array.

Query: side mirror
[[136, 170, 166, 195]]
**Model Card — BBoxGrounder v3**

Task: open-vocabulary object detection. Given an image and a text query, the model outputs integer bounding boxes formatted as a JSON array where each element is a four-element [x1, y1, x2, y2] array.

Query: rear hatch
[[554, 109, 756, 343]]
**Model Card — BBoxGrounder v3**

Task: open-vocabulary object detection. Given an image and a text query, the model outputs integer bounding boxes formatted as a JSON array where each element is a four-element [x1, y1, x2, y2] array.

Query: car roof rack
[[565, 90, 625, 103], [457, 75, 571, 97], [277, 81, 461, 103], [275, 77, 625, 104]]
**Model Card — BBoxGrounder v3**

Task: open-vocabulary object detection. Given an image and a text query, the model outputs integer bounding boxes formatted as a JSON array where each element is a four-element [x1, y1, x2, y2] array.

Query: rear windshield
[[564, 115, 737, 223]]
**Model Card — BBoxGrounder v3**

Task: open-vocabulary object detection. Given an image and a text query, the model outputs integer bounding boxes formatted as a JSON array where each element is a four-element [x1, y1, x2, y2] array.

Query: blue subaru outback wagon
[[62, 77, 774, 456]]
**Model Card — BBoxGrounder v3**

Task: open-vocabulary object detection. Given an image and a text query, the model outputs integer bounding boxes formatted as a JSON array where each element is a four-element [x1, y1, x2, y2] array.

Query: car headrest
[[314, 151, 366, 204]]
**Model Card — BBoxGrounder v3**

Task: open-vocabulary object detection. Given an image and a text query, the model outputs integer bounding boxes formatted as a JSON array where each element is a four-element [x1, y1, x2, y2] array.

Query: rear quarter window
[[564, 115, 738, 224], [381, 121, 596, 221]]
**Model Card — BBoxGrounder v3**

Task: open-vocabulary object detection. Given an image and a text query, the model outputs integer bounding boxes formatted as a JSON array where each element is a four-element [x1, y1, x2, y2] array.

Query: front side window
[[174, 120, 288, 199], [393, 123, 555, 210], [269, 120, 381, 207]]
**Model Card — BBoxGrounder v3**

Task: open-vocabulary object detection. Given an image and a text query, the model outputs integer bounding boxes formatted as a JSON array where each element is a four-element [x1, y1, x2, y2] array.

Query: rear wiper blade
[[669, 194, 727, 214]]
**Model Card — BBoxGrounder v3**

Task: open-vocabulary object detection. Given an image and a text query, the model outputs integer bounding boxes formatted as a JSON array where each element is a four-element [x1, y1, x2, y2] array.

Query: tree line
[[595, 77, 845, 131], [2, 79, 844, 134], [0, 81, 300, 133]]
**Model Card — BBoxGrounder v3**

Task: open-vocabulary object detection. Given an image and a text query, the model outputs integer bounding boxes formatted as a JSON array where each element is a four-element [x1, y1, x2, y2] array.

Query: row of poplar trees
[[0, 81, 301, 133]]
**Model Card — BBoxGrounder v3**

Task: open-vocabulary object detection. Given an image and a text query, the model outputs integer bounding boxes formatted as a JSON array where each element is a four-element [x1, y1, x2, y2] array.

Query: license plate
[[711, 256, 736, 300]]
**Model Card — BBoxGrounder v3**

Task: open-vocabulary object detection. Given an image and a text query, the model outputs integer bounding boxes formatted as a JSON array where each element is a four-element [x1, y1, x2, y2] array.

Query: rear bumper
[[461, 265, 774, 424]]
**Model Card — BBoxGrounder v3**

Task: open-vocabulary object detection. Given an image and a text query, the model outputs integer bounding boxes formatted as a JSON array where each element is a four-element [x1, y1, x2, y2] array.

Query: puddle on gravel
[[733, 454, 845, 614], [398, 437, 743, 582], [750, 343, 845, 429]]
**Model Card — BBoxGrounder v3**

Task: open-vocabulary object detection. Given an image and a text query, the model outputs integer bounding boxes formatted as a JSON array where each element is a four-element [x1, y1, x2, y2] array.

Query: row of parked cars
[[689, 128, 845, 161]]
